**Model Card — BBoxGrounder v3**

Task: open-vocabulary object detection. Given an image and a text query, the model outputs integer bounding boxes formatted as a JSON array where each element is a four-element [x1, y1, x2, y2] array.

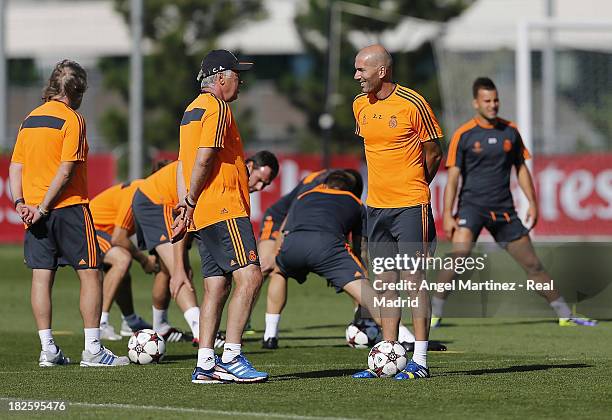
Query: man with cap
[[174, 50, 271, 384]]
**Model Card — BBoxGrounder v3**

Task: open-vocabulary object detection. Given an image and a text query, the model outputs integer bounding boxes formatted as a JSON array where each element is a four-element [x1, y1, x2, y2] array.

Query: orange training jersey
[[178, 93, 250, 229], [89, 180, 144, 235], [353, 84, 443, 208], [139, 161, 179, 206], [10, 100, 89, 208]]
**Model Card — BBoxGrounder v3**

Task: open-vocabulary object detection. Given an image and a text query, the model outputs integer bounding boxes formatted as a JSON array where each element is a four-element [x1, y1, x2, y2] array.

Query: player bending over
[[269, 170, 387, 345], [90, 179, 161, 340], [260, 168, 365, 348], [128, 160, 201, 343], [132, 152, 279, 345]]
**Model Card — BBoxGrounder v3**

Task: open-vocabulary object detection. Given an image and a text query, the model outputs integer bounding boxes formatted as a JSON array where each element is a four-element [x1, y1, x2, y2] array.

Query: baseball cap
[[197, 50, 253, 81]]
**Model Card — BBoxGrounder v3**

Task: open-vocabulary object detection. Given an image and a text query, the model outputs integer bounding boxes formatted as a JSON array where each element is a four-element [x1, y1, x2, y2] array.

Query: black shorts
[[96, 230, 113, 257], [132, 189, 174, 252], [456, 205, 528, 245], [367, 204, 437, 262], [24, 204, 102, 271], [276, 231, 366, 293], [196, 217, 260, 278], [259, 210, 282, 241]]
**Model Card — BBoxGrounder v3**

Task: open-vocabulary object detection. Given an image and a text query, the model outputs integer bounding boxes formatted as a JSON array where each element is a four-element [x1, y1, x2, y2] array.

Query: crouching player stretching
[[272, 171, 385, 350]]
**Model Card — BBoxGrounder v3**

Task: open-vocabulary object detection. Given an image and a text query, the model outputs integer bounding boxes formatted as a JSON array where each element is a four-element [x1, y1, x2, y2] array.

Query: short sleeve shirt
[[446, 118, 531, 209], [138, 161, 179, 206], [89, 180, 144, 235], [284, 185, 363, 239], [178, 93, 250, 229], [11, 100, 88, 208], [353, 84, 443, 208]]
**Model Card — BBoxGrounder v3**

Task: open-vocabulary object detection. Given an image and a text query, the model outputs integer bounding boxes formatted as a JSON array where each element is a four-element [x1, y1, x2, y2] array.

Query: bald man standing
[[352, 45, 443, 380]]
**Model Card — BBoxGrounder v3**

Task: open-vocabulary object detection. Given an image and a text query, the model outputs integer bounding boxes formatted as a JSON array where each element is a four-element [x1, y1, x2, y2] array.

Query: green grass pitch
[[0, 244, 611, 419]]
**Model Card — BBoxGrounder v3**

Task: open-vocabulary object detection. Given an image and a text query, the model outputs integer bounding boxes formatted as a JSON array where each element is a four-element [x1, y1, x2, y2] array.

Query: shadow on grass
[[271, 363, 593, 382], [486, 319, 559, 326], [300, 324, 347, 330], [280, 344, 348, 349], [272, 368, 357, 381], [276, 335, 344, 341], [161, 354, 197, 362], [244, 335, 344, 343], [443, 363, 592, 376], [431, 319, 559, 327]]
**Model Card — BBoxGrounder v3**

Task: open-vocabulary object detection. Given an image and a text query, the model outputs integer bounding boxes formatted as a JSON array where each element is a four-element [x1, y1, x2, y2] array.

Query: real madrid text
[[372, 279, 555, 293]]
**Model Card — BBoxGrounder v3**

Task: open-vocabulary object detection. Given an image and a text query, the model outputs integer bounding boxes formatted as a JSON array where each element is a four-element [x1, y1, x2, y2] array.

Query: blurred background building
[[0, 0, 460, 162], [1, 0, 611, 240], [3, 0, 611, 161]]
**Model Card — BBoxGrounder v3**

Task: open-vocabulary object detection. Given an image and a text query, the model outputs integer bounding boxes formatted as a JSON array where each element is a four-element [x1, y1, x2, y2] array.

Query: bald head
[[354, 44, 394, 95], [357, 44, 393, 70]]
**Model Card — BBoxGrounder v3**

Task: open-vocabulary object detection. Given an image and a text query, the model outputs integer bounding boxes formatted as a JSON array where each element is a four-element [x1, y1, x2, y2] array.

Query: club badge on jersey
[[389, 115, 397, 128]]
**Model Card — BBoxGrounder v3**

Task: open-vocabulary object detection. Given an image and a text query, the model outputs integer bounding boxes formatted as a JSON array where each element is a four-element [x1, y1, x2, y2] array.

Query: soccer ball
[[368, 340, 407, 377], [345, 320, 381, 349], [128, 329, 165, 364]]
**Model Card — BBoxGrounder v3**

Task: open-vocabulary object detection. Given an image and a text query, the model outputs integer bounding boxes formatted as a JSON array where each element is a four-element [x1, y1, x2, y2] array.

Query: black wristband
[[14, 198, 25, 209], [185, 196, 196, 208]]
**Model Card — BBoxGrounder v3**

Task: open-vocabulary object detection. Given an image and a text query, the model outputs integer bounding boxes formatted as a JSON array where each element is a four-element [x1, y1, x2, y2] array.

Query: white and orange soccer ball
[[367, 340, 407, 377], [128, 329, 165, 365]]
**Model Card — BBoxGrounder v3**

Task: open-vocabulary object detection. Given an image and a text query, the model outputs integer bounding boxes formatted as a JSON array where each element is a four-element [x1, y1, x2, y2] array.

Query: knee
[[523, 259, 545, 277], [119, 250, 132, 269], [108, 247, 132, 271], [204, 280, 231, 300], [235, 266, 263, 293]]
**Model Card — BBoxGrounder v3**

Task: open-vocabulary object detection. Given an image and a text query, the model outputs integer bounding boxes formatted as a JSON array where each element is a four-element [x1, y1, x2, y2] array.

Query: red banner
[[154, 151, 362, 237], [2, 153, 611, 243], [430, 154, 612, 239], [0, 154, 116, 242]]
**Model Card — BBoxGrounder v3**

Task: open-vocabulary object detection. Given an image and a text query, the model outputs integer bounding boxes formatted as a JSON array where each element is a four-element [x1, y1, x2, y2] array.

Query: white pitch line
[[0, 398, 358, 420]]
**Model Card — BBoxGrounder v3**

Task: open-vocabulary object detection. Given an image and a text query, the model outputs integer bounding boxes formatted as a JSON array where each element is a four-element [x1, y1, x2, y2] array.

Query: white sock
[[84, 328, 101, 354], [197, 347, 215, 370], [264, 313, 281, 339], [100, 311, 110, 325], [550, 297, 572, 319], [221, 342, 241, 363], [398, 325, 415, 343], [122, 313, 139, 327], [38, 329, 58, 353], [152, 306, 169, 332], [183, 306, 200, 340], [431, 296, 446, 318], [412, 340, 428, 368]]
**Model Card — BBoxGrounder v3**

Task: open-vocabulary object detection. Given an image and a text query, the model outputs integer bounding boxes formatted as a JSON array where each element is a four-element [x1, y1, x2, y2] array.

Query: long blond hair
[[42, 59, 88, 109]]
